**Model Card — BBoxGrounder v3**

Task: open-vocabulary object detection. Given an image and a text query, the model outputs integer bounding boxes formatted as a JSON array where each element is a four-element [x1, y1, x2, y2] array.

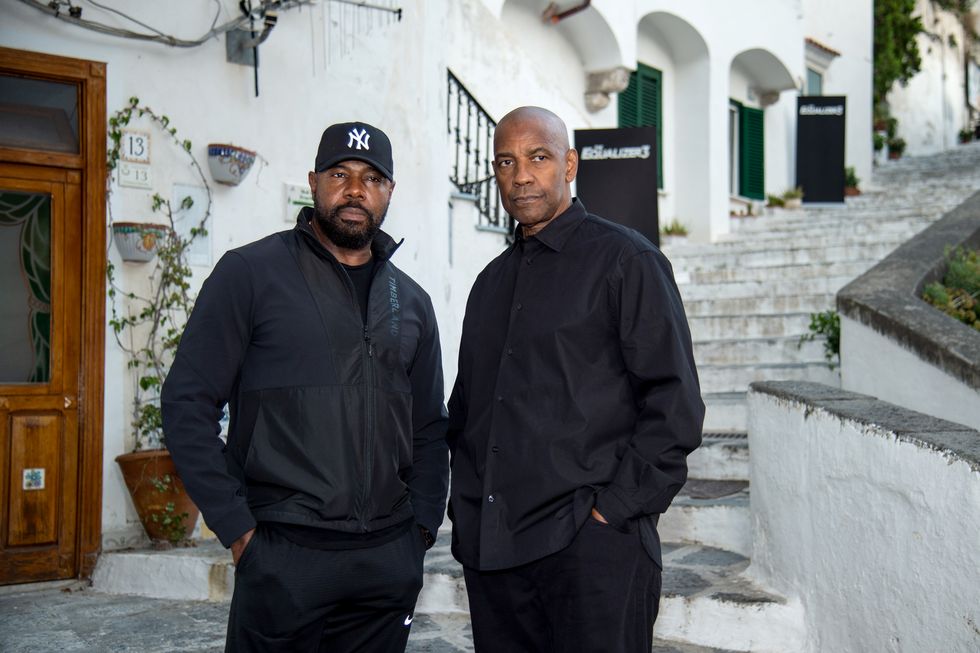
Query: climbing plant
[[874, 0, 925, 110], [106, 97, 212, 451]]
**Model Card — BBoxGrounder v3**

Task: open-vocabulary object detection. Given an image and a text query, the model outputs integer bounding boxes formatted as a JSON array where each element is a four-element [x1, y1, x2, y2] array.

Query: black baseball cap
[[314, 121, 394, 181]]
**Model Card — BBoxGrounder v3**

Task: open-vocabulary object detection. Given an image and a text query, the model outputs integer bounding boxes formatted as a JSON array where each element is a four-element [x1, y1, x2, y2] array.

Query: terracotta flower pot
[[116, 449, 199, 543], [844, 186, 861, 197]]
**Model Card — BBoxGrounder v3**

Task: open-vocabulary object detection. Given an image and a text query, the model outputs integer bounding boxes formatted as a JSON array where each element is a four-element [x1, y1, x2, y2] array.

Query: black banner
[[796, 96, 846, 203], [574, 127, 659, 246]]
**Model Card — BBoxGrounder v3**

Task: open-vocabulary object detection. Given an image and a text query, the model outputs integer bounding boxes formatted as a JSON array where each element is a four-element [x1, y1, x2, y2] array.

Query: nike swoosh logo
[[403, 615, 414, 626]]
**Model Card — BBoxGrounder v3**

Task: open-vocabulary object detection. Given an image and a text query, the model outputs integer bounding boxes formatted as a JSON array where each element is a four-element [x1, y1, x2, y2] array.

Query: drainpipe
[[542, 1, 591, 24]]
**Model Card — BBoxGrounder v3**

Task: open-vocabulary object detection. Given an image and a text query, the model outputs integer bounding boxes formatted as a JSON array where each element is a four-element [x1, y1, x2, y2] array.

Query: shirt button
[[491, 446, 500, 453], [488, 495, 495, 503], [496, 395, 503, 402], [525, 258, 532, 265], [516, 303, 523, 311], [506, 348, 513, 356]]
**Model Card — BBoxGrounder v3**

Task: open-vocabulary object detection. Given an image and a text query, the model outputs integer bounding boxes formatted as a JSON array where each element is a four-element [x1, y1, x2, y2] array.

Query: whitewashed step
[[670, 241, 906, 270], [694, 336, 827, 366], [697, 362, 839, 395], [682, 292, 835, 316], [678, 275, 856, 300], [687, 434, 749, 482], [92, 541, 233, 601], [668, 227, 925, 256], [660, 481, 750, 556], [655, 543, 806, 652], [688, 313, 812, 341], [682, 260, 876, 284], [702, 392, 747, 433]]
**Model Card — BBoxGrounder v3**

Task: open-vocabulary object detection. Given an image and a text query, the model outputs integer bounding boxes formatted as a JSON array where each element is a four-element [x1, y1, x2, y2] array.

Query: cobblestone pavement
[[0, 581, 734, 652]]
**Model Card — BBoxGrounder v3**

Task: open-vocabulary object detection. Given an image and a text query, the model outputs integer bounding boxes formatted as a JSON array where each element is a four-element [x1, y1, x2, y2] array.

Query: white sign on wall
[[285, 182, 313, 223]]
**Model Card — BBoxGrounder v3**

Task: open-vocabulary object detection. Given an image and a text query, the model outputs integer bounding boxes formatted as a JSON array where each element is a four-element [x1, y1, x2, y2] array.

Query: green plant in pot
[[107, 97, 212, 546], [782, 186, 804, 209], [844, 166, 861, 196], [887, 137, 906, 159]]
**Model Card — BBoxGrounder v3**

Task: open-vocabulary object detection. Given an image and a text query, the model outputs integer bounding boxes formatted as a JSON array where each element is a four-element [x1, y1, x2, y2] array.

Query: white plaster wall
[[748, 390, 980, 652], [889, 0, 973, 156], [2, 0, 451, 544], [840, 315, 980, 430], [802, 0, 873, 185]]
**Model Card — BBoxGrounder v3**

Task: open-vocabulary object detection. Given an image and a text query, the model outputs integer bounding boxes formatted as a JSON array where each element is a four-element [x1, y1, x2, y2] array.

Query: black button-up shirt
[[447, 200, 704, 571]]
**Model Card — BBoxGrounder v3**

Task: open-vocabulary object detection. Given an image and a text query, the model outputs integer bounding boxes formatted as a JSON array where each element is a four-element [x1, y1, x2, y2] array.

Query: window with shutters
[[733, 102, 764, 200], [618, 63, 663, 188]]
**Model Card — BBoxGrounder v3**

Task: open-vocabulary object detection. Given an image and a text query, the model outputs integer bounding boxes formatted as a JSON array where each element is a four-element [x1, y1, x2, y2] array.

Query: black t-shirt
[[343, 259, 375, 324]]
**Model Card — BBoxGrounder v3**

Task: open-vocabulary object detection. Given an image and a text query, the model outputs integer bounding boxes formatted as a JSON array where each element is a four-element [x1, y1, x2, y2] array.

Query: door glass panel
[[0, 75, 79, 154], [0, 191, 52, 383]]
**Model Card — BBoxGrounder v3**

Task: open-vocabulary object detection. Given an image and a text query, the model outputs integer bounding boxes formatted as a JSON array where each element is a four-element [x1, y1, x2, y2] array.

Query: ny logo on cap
[[347, 128, 370, 150]]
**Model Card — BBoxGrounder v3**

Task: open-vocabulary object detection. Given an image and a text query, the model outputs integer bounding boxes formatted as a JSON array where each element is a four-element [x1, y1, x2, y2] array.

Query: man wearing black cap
[[163, 122, 449, 652]]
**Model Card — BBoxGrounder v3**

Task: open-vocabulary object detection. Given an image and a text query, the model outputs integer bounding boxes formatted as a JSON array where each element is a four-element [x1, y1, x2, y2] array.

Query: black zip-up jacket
[[162, 208, 449, 547]]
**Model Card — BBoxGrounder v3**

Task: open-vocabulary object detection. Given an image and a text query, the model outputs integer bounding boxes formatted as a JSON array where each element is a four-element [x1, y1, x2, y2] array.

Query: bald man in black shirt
[[447, 107, 704, 653]]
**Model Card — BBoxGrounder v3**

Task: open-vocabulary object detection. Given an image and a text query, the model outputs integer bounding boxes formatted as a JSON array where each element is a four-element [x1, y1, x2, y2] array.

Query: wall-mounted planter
[[207, 143, 256, 186], [112, 222, 170, 262]]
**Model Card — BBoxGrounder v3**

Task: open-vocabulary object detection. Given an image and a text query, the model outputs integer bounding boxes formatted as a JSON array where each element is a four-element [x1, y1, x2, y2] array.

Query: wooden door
[[0, 167, 82, 583], [0, 48, 106, 584]]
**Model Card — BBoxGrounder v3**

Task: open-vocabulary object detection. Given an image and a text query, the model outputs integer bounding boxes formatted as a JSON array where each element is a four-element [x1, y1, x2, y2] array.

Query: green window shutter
[[618, 63, 663, 188], [739, 106, 764, 200]]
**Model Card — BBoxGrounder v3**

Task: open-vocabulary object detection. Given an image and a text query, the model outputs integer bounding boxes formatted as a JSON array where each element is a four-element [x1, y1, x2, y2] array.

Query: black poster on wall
[[796, 95, 846, 203], [573, 127, 660, 246]]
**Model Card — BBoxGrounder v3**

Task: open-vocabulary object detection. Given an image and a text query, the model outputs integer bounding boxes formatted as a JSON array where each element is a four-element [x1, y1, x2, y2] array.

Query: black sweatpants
[[463, 517, 662, 653], [226, 524, 426, 652]]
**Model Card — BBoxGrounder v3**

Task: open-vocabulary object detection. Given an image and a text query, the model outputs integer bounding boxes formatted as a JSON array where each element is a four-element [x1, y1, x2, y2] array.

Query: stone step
[[683, 292, 835, 317], [679, 259, 876, 285], [694, 336, 827, 366], [687, 434, 749, 482], [659, 481, 751, 556], [688, 313, 812, 341], [697, 361, 839, 395], [678, 275, 855, 300], [715, 215, 931, 240], [654, 543, 805, 652], [702, 392, 748, 433], [668, 226, 925, 256], [669, 241, 905, 269]]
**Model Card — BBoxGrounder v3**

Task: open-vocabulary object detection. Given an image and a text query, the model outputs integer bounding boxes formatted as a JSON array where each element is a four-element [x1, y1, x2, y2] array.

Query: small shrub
[[873, 132, 886, 152], [799, 310, 840, 368], [766, 194, 785, 208], [845, 166, 860, 188], [922, 247, 980, 331], [783, 187, 804, 200], [660, 218, 689, 236], [958, 127, 974, 143], [888, 137, 906, 156]]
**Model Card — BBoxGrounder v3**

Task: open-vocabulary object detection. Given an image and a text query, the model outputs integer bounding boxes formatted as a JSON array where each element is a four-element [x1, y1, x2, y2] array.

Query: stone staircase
[[647, 142, 980, 650], [89, 144, 980, 653]]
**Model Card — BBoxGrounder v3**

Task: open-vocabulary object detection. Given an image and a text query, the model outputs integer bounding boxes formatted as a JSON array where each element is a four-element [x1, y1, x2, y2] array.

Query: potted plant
[[887, 137, 906, 159], [659, 218, 689, 246], [958, 128, 973, 144], [106, 98, 212, 545], [844, 166, 861, 197], [782, 186, 804, 209]]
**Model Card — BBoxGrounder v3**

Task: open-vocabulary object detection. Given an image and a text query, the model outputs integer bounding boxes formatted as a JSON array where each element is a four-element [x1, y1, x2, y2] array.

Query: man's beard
[[313, 199, 386, 250]]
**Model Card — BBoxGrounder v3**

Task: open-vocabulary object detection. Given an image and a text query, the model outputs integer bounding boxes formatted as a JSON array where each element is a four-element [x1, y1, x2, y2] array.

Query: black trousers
[[226, 524, 426, 652], [463, 518, 662, 653]]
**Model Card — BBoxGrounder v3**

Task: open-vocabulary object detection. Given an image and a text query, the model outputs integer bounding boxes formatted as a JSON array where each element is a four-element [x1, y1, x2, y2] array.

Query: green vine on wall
[[106, 96, 212, 451]]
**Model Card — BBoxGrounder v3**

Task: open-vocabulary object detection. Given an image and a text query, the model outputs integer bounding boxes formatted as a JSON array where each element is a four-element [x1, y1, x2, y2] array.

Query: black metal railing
[[447, 70, 510, 233]]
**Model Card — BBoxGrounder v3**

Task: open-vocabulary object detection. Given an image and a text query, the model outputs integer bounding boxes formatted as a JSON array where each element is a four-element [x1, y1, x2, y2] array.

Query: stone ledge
[[836, 189, 980, 390], [749, 381, 980, 471]]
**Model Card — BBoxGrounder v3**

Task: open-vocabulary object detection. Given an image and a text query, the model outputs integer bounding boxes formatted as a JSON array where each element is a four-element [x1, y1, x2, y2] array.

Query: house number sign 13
[[121, 130, 151, 163], [118, 129, 153, 189]]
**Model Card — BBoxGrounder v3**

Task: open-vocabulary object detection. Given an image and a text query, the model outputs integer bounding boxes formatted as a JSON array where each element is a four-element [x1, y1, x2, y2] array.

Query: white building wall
[[1, 0, 875, 546], [888, 0, 974, 156], [2, 0, 453, 545], [802, 0, 874, 186], [748, 389, 980, 652]]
